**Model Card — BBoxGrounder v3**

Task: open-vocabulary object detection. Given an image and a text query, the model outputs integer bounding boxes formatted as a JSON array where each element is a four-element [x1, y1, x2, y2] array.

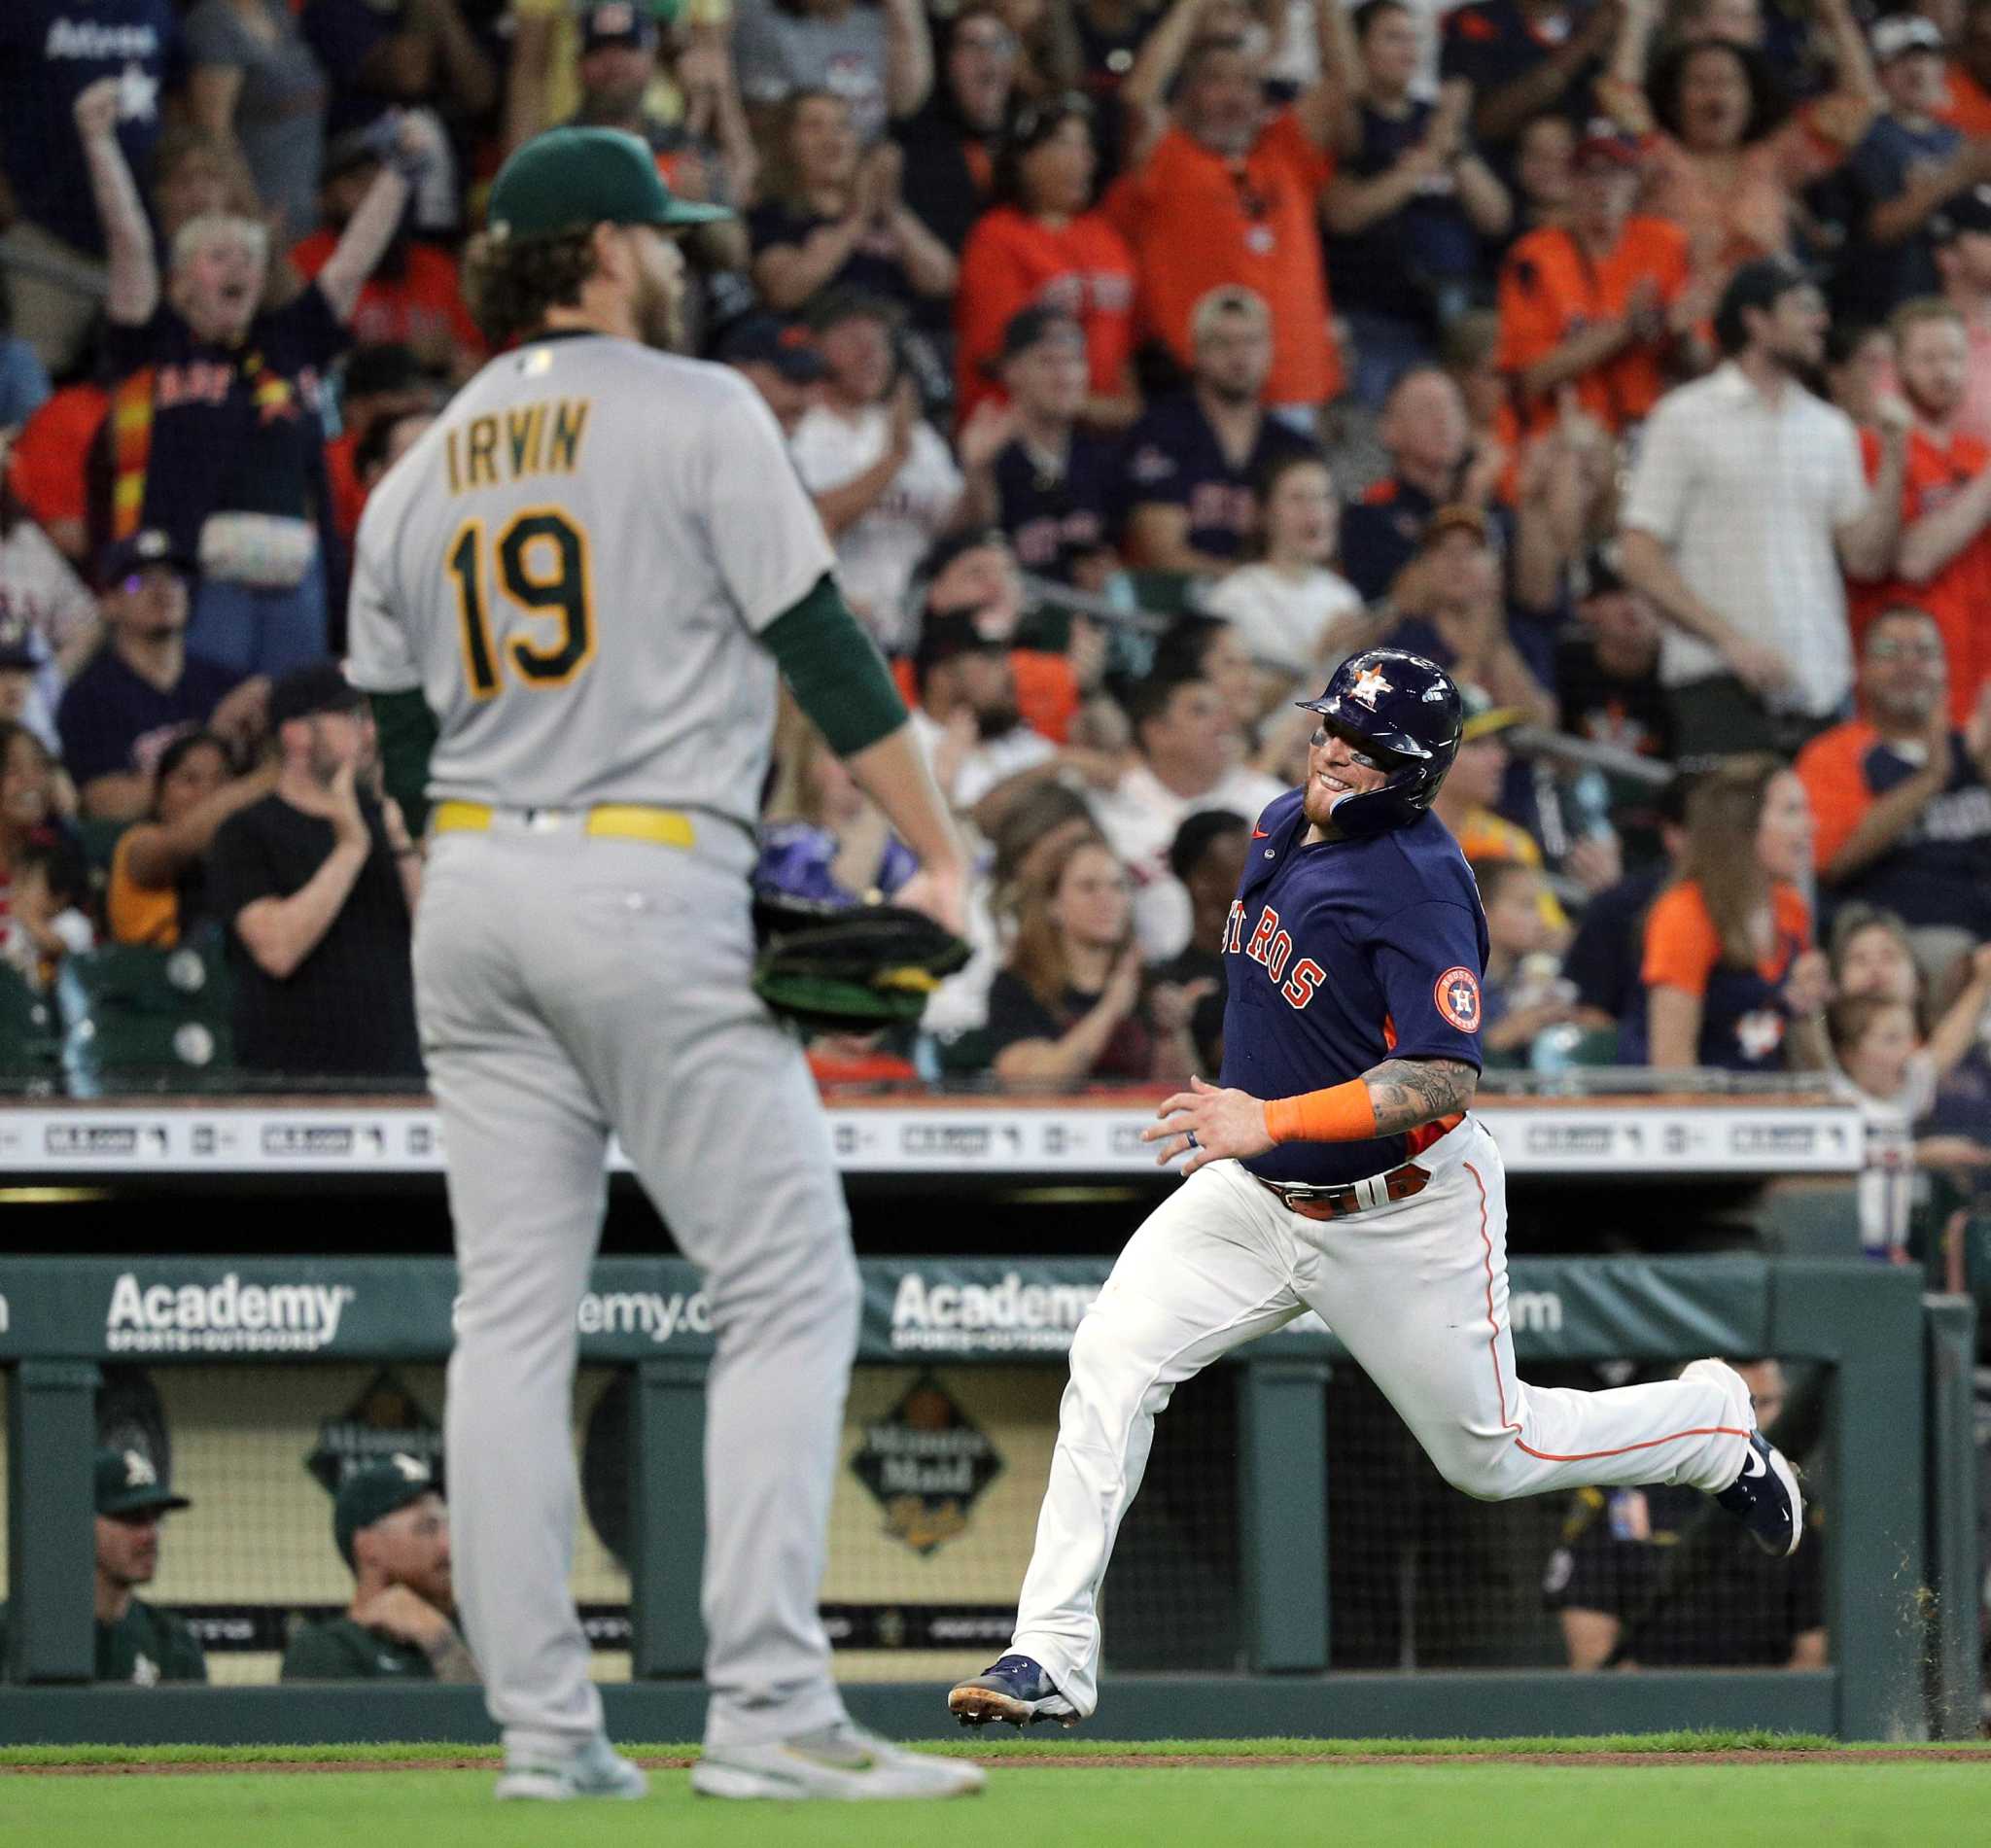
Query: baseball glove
[[751, 893, 971, 1034]]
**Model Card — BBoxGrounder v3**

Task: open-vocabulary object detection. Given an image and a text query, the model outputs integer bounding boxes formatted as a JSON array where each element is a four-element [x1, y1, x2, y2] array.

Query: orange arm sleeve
[[1264, 1077, 1380, 1145]]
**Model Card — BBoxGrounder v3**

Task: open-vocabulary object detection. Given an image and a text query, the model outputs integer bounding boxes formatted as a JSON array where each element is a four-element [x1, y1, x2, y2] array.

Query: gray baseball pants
[[412, 812, 859, 1758]]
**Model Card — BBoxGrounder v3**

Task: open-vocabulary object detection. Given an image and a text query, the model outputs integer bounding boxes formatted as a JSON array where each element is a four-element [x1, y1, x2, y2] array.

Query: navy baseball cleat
[[1685, 1357, 1804, 1557], [947, 1655, 1079, 1728]]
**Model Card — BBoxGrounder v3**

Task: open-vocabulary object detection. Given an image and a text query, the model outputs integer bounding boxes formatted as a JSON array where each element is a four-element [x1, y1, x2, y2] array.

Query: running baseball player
[[949, 648, 1802, 1729], [344, 126, 982, 1801]]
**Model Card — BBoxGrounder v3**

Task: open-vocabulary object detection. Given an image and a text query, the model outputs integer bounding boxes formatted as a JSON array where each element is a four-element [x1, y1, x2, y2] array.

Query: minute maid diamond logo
[[305, 1371, 443, 1499], [849, 1374, 1003, 1555]]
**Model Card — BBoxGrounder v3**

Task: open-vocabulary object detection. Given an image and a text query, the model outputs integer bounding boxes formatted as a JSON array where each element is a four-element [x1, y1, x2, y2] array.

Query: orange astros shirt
[[1496, 216, 1691, 436], [955, 207, 1138, 424], [1849, 423, 1991, 724], [1102, 114, 1342, 407]]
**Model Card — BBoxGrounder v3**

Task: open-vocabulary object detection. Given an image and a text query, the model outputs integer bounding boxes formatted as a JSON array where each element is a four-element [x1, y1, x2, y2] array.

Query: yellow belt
[[430, 800, 696, 848]]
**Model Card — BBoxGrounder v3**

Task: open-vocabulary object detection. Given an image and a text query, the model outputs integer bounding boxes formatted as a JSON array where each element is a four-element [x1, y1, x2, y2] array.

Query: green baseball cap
[[95, 1447, 192, 1517], [486, 127, 731, 240], [333, 1455, 439, 1567]]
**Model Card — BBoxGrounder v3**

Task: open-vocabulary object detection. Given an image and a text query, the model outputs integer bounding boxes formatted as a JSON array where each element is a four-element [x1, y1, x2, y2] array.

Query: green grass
[[1, 1761, 1987, 1848]]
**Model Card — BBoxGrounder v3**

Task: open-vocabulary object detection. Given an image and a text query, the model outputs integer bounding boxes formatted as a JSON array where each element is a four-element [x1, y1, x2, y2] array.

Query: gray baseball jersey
[[345, 332, 834, 824]]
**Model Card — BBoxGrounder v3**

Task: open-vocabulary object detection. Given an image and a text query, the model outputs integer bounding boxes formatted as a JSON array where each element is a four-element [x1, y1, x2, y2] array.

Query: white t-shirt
[[1843, 1053, 1936, 1257], [789, 404, 963, 652], [1621, 364, 1869, 718], [1205, 563, 1366, 681], [1089, 760, 1286, 959], [909, 706, 1058, 813]]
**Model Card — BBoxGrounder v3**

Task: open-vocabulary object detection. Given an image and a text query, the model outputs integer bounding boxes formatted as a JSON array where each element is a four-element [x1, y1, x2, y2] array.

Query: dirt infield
[[7, 1749, 1987, 1777]]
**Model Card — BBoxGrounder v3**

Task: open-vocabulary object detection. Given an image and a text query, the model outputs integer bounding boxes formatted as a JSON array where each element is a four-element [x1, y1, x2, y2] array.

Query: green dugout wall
[[0, 1256, 1974, 1743]]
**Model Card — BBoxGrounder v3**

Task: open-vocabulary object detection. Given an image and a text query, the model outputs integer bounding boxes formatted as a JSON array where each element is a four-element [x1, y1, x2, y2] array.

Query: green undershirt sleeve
[[370, 687, 439, 836], [759, 574, 910, 757]]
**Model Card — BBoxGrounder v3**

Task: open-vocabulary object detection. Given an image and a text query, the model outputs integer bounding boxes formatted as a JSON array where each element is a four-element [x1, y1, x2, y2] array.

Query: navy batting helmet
[[1296, 648, 1464, 836]]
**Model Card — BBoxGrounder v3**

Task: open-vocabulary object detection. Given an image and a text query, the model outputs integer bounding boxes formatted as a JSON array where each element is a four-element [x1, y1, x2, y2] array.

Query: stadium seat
[[58, 931, 236, 1097], [0, 962, 66, 1096]]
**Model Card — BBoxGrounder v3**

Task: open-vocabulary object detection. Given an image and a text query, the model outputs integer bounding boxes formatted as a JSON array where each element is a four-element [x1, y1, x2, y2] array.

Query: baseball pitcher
[[949, 648, 1803, 1729], [346, 127, 981, 1801]]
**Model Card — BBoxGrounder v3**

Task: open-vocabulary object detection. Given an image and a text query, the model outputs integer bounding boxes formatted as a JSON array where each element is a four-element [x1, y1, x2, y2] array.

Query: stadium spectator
[[1379, 506, 1556, 725], [290, 132, 486, 381], [1545, 1361, 1825, 1669], [1495, 122, 1709, 441], [1827, 16, 1988, 328], [1088, 669, 1282, 956], [1863, 301, 1991, 722], [77, 82, 426, 680], [56, 531, 264, 822], [1618, 258, 1906, 757], [208, 660, 422, 1081], [1429, 691, 1566, 942], [1828, 900, 1924, 1009], [282, 1456, 476, 1682], [107, 730, 274, 947], [1600, 0, 1879, 282], [1120, 286, 1319, 575], [324, 345, 437, 547], [953, 92, 1139, 428], [1925, 183, 1991, 447], [0, 0, 183, 375], [1826, 317, 1899, 428], [906, 605, 1059, 826], [983, 829, 1198, 1085], [788, 291, 965, 647], [1939, 0, 1991, 135], [0, 430, 98, 749], [0, 719, 74, 914], [1104, 0, 1353, 420], [1554, 545, 1670, 760], [0, 623, 38, 743], [896, 7, 1022, 256], [1326, 14, 1511, 409], [6, 380, 108, 570], [1150, 611, 1260, 741], [1339, 365, 1473, 600], [1440, 310, 1524, 494], [717, 311, 827, 436], [1561, 769, 1694, 1027], [1439, 0, 1620, 165], [1143, 806, 1244, 1074], [731, 0, 932, 147], [1508, 112, 1578, 243], [759, 709, 918, 904], [959, 307, 1120, 589], [1205, 451, 1368, 704], [1474, 856, 1584, 1060], [0, 1448, 205, 1686], [149, 122, 266, 252], [1794, 606, 1991, 955], [183, 0, 330, 245], [1631, 753, 1831, 1071], [750, 91, 959, 318], [0, 830, 93, 987], [351, 405, 434, 506]]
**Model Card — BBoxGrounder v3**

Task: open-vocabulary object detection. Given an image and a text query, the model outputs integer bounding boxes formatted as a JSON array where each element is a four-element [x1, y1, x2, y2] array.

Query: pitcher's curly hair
[[462, 225, 601, 346]]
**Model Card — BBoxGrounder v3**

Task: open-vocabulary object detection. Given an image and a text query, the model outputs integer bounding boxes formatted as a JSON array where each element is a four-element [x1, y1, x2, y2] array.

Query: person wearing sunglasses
[[1796, 605, 1991, 955]]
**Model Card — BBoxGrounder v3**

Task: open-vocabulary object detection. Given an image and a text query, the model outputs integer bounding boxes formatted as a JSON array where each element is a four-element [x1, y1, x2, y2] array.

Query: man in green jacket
[[0, 1447, 207, 1685], [281, 1454, 476, 1681]]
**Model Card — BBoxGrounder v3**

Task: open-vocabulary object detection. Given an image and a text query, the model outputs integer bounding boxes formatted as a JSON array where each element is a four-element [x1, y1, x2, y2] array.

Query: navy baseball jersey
[[1218, 790, 1488, 1188], [1117, 392, 1318, 563]]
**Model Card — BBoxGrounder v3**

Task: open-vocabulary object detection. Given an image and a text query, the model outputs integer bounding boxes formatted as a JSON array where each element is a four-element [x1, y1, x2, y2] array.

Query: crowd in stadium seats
[[0, 0, 1987, 1202]]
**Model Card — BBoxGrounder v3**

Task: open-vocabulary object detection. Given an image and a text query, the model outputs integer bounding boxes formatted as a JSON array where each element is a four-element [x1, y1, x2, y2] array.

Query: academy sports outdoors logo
[[576, 1288, 711, 1343], [106, 1273, 356, 1354], [1435, 966, 1482, 1032], [890, 1272, 1098, 1354]]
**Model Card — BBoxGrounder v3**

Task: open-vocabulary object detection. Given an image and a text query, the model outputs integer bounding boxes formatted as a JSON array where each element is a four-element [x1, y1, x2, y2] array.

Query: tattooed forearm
[[1362, 1057, 1477, 1133]]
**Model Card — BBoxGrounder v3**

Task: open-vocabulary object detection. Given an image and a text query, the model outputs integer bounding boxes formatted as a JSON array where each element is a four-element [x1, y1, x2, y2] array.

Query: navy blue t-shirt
[[1329, 100, 1485, 329], [54, 646, 241, 787], [1439, 0, 1603, 156], [101, 284, 346, 565], [992, 434, 1118, 583], [0, 0, 183, 257], [1825, 732, 1991, 938], [1117, 393, 1318, 563], [747, 201, 922, 312], [1218, 791, 1487, 1188], [299, 0, 402, 138], [1827, 114, 1961, 323]]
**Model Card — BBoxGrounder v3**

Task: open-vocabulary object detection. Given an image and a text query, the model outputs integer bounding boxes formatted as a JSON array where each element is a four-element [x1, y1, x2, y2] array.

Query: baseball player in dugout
[[343, 127, 979, 1800], [950, 648, 1806, 1730], [281, 1457, 476, 1683], [0, 1449, 206, 1686]]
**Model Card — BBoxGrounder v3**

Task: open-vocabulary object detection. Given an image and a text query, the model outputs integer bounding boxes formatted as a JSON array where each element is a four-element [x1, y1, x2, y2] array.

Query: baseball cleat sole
[[948, 1685, 1080, 1728]]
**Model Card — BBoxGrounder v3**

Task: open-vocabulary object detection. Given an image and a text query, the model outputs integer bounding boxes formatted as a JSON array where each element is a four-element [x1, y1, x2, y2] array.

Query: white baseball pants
[[414, 817, 858, 1758], [1008, 1116, 1755, 1716]]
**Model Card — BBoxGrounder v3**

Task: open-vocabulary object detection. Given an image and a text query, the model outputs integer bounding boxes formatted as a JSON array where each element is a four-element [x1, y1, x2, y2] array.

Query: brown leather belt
[[1255, 1163, 1431, 1222]]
